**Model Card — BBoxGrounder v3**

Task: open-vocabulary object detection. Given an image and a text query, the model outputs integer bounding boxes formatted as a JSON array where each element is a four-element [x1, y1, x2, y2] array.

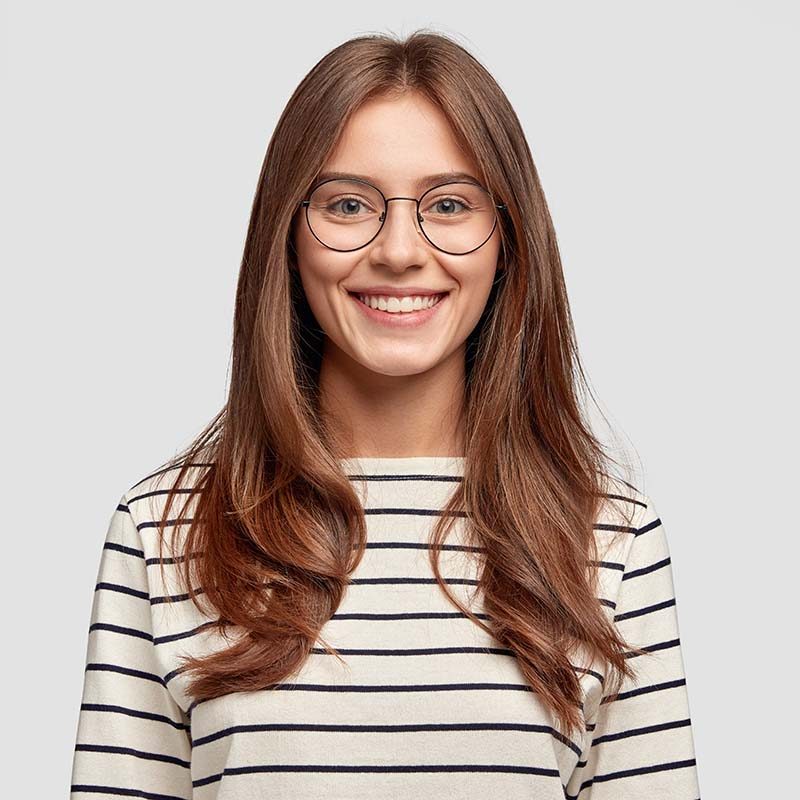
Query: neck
[[318, 341, 466, 459]]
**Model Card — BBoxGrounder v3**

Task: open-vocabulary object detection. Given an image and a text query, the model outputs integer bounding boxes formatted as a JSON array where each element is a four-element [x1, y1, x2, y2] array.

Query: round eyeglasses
[[299, 177, 507, 256]]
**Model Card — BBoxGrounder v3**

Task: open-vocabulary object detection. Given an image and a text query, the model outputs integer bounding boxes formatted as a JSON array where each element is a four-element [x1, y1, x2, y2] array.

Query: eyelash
[[329, 195, 474, 214]]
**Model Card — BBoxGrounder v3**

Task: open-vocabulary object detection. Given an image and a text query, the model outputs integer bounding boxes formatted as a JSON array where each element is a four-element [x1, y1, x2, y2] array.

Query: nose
[[371, 197, 427, 260]]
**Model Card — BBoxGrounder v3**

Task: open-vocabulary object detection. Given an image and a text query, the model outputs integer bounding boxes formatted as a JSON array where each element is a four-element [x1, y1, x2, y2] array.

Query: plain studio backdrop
[[2, 1, 797, 796]]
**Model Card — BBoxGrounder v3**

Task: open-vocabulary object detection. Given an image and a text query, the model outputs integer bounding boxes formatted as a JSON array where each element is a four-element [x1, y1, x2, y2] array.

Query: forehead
[[319, 93, 480, 194]]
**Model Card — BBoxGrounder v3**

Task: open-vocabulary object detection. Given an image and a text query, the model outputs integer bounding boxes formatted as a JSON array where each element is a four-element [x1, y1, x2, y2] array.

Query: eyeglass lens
[[306, 179, 498, 254]]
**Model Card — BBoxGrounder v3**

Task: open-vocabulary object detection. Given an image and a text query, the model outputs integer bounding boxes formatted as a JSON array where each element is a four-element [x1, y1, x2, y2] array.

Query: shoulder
[[595, 473, 649, 531], [122, 457, 214, 530], [591, 474, 655, 578]]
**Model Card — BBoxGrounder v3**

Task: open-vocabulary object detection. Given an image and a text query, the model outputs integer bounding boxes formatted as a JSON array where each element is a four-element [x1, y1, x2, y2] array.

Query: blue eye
[[336, 198, 363, 215], [432, 198, 467, 215], [422, 195, 474, 218], [326, 195, 379, 218]]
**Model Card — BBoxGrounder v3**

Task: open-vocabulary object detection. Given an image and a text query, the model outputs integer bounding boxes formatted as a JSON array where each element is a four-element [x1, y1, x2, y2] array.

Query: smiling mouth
[[347, 291, 449, 314]]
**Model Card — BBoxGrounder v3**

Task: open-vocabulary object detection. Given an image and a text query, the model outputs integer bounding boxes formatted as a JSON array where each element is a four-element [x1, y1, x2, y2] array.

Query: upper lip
[[346, 285, 451, 297]]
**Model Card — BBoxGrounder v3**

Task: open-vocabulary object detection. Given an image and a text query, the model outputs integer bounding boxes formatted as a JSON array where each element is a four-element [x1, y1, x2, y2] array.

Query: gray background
[[2, 1, 797, 796]]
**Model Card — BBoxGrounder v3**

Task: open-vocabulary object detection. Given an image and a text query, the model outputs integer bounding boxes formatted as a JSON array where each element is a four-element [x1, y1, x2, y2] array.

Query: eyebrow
[[312, 170, 482, 192]]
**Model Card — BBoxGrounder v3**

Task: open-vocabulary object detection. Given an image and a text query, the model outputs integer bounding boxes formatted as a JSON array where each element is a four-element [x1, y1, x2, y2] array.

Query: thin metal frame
[[299, 176, 507, 256]]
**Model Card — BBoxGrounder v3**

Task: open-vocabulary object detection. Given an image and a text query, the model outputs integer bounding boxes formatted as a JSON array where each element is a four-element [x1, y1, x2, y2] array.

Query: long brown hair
[[147, 28, 647, 741]]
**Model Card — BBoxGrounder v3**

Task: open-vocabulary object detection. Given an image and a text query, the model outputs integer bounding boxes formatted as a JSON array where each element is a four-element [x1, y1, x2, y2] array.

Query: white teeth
[[355, 293, 445, 313]]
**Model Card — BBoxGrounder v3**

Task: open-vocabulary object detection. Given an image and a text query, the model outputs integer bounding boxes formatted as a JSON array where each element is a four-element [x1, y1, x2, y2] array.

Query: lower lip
[[348, 292, 449, 329]]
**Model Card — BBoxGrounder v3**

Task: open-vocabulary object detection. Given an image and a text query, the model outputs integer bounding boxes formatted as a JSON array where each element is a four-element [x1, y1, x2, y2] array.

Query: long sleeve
[[70, 494, 193, 799], [571, 494, 701, 799]]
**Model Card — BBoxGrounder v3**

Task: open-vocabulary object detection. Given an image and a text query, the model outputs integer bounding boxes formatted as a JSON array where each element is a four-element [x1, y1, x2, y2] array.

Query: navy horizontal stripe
[[71, 462, 699, 799]]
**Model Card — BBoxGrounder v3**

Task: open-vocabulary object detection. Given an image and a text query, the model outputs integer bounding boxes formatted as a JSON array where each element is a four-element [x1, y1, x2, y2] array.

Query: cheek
[[294, 247, 354, 328], [444, 257, 499, 340], [450, 252, 499, 304], [296, 260, 335, 321]]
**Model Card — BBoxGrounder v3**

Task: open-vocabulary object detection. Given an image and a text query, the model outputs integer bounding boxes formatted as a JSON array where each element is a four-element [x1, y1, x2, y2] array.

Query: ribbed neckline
[[338, 455, 465, 474]]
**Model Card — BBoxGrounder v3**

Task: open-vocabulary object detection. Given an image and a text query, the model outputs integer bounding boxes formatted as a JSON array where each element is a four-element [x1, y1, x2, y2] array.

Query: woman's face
[[292, 92, 502, 378]]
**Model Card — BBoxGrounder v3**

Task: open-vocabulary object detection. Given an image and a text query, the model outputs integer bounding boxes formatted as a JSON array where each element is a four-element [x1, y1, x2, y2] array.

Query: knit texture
[[70, 456, 701, 798]]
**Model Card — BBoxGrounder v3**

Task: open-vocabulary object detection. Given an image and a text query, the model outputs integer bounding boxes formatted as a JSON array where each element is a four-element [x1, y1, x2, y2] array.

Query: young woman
[[70, 30, 701, 799]]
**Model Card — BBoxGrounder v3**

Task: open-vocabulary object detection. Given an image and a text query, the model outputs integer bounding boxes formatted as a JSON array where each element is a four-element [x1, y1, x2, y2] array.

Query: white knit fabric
[[70, 456, 701, 798]]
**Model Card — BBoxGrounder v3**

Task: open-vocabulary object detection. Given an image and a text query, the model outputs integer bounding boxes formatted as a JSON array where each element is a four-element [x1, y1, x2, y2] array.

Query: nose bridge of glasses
[[381, 196, 423, 227]]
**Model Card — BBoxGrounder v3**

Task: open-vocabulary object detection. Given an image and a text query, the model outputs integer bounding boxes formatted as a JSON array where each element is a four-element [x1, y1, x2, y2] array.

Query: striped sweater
[[70, 455, 701, 798]]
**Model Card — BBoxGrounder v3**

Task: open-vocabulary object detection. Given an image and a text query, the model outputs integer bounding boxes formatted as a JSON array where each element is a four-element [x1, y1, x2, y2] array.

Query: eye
[[326, 195, 377, 217], [421, 193, 476, 219], [431, 197, 468, 215]]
